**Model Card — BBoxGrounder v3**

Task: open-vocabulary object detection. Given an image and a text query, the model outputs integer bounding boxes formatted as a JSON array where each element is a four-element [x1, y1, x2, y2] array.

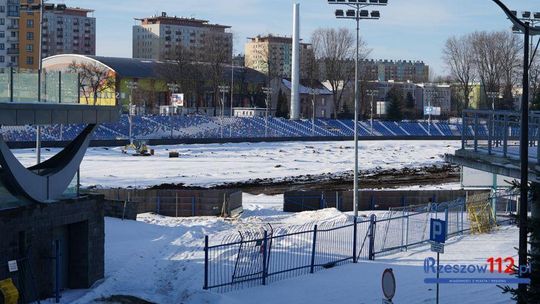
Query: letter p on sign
[[430, 219, 446, 244]]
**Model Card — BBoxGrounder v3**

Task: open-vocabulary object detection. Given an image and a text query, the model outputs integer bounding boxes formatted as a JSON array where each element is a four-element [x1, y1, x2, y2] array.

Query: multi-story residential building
[[132, 12, 232, 62], [18, 1, 95, 70], [0, 0, 21, 71], [42, 7, 96, 59], [360, 59, 429, 83], [18, 0, 37, 69], [0, 1, 96, 71], [244, 34, 313, 80]]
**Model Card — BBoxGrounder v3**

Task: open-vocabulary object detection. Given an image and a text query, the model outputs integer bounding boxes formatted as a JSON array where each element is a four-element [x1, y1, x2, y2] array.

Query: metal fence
[[462, 110, 540, 164], [204, 198, 514, 292]]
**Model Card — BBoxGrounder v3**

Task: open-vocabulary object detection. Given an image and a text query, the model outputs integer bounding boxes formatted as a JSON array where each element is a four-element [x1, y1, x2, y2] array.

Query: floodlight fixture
[[523, 11, 531, 19], [371, 10, 380, 18], [335, 9, 344, 17]]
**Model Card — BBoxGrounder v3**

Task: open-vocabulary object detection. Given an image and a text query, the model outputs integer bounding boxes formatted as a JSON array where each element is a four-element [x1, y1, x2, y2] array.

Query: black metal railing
[[462, 110, 540, 163], [203, 198, 514, 292]]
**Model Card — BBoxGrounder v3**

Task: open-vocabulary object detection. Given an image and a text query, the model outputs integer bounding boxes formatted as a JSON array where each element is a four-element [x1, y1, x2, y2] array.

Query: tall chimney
[[290, 3, 300, 120]]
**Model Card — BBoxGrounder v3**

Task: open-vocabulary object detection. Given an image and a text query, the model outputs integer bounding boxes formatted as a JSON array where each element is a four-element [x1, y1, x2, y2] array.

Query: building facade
[[361, 59, 429, 83], [132, 12, 232, 61], [245, 35, 313, 80], [0, 0, 95, 71], [0, 0, 21, 71], [41, 7, 96, 60]]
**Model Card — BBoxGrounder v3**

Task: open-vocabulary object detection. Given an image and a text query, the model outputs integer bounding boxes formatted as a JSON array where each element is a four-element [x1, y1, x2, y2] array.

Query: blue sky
[[63, 0, 539, 76]]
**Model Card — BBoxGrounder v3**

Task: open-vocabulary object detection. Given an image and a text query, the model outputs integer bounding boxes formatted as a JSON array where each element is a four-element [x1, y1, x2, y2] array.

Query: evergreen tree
[[275, 90, 289, 118], [275, 89, 285, 117], [386, 87, 404, 121], [406, 92, 415, 109]]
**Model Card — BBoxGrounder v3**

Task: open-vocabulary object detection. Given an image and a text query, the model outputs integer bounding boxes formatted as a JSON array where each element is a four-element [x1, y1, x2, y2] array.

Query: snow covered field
[[56, 194, 517, 304], [13, 140, 460, 189]]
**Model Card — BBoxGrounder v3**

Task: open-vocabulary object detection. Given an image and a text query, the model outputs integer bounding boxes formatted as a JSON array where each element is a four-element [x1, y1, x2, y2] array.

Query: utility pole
[[126, 81, 138, 146], [366, 89, 378, 135], [262, 87, 273, 138], [219, 85, 230, 139]]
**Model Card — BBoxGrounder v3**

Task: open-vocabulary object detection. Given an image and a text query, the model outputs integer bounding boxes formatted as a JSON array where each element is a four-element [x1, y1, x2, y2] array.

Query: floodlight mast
[[328, 0, 387, 218], [491, 1, 540, 301]]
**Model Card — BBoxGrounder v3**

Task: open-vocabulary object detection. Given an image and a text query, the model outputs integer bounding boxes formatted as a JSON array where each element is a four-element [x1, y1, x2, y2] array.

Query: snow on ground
[[56, 194, 517, 304], [12, 140, 460, 189]]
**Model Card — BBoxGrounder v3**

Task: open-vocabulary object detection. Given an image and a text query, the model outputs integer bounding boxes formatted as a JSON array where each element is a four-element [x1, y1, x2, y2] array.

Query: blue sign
[[430, 219, 447, 244]]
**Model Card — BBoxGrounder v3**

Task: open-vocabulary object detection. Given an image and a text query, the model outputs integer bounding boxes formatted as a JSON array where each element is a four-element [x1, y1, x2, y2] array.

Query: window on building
[[0, 18, 5, 26], [26, 32, 33, 40], [0, 43, 4, 50], [0, 6, 5, 13], [26, 19, 33, 28], [0, 56, 4, 63], [26, 56, 33, 65], [26, 44, 32, 52], [0, 31, 4, 39]]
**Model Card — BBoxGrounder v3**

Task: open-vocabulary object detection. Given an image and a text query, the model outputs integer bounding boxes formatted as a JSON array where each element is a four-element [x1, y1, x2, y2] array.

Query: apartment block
[[361, 59, 429, 83], [42, 7, 96, 59], [1, 0, 96, 70], [244, 34, 313, 79], [0, 0, 21, 71], [133, 12, 232, 61]]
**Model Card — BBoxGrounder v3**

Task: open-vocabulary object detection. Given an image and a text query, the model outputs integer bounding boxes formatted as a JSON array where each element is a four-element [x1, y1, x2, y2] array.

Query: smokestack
[[290, 3, 300, 120]]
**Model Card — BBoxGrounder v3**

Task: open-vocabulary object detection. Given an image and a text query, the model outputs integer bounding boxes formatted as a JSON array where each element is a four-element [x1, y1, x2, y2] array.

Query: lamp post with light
[[327, 0, 388, 218], [491, 1, 540, 300]]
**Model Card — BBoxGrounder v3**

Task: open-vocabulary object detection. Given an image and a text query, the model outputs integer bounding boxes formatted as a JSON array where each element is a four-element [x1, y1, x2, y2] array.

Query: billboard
[[171, 93, 184, 107], [424, 106, 441, 116]]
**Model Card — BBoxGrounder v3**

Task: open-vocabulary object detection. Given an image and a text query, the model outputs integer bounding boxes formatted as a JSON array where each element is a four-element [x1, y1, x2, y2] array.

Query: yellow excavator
[[121, 140, 153, 156]]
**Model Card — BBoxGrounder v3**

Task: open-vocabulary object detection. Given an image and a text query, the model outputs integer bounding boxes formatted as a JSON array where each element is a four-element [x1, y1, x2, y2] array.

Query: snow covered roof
[[282, 79, 333, 95]]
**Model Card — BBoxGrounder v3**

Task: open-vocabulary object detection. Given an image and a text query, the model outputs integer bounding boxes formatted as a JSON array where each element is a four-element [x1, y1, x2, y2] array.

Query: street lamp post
[[262, 87, 273, 138], [167, 83, 180, 139], [366, 89, 378, 135], [487, 91, 499, 146], [230, 58, 235, 137], [219, 85, 230, 139], [126, 81, 138, 146], [491, 1, 540, 300], [328, 0, 388, 217], [312, 88, 316, 136]]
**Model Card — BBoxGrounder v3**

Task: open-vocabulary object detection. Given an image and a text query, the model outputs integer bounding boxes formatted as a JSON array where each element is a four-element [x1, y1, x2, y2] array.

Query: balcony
[[7, 48, 19, 55], [7, 24, 19, 30]]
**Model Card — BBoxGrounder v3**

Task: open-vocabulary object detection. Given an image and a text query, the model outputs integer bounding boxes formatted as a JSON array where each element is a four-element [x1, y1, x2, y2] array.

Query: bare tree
[[498, 31, 522, 109], [199, 31, 233, 115], [312, 27, 367, 118], [157, 44, 200, 108], [68, 61, 115, 106], [530, 55, 540, 108], [470, 31, 521, 109], [443, 34, 476, 112]]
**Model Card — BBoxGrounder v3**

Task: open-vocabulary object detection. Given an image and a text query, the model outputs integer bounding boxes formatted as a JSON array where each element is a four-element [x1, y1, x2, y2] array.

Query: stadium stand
[[0, 115, 474, 143]]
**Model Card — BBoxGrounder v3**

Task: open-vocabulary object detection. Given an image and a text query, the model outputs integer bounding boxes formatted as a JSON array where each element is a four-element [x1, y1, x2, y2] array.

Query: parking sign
[[430, 219, 446, 244]]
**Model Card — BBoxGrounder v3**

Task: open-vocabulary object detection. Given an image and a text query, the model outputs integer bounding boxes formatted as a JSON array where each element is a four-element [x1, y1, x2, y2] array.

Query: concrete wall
[[0, 195, 104, 301], [99, 189, 243, 218]]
